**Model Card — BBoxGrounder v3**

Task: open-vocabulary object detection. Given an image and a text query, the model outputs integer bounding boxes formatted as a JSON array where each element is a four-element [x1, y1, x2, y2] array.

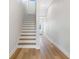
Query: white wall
[[27, 0, 36, 14], [45, 0, 70, 57], [37, 0, 70, 57], [23, 0, 36, 14], [9, 0, 25, 54]]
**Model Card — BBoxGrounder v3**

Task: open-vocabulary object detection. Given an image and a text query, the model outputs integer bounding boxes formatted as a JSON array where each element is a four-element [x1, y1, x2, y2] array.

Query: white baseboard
[[45, 35, 70, 58], [9, 48, 17, 58]]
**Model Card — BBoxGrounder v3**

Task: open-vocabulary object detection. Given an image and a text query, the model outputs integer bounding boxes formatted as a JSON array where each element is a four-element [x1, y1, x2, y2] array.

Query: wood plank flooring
[[10, 38, 69, 59], [10, 48, 40, 59], [40, 37, 69, 59]]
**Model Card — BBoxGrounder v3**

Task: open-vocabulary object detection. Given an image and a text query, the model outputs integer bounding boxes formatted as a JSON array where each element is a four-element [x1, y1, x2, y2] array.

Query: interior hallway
[[10, 40, 68, 59], [10, 0, 70, 59], [10, 36, 68, 59]]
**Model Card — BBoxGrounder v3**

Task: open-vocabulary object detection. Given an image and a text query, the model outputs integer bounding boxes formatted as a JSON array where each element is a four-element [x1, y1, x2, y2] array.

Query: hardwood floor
[[10, 38, 69, 59], [40, 37, 69, 59], [10, 48, 41, 59]]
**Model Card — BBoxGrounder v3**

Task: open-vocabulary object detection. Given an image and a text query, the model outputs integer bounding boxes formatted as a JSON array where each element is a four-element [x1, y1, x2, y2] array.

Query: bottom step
[[17, 45, 37, 48], [18, 43, 36, 45]]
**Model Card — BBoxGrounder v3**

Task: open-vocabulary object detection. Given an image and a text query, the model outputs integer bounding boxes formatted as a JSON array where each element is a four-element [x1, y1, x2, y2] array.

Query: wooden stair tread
[[20, 38, 36, 40], [21, 31, 36, 33], [18, 43, 36, 45], [21, 35, 36, 36]]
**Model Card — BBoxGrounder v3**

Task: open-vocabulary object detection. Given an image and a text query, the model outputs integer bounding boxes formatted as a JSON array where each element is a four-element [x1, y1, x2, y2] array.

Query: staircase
[[18, 15, 37, 48]]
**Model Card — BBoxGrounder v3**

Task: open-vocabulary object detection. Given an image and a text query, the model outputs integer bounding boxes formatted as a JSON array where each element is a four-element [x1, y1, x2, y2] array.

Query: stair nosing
[[19, 38, 36, 40], [18, 43, 36, 45], [21, 35, 36, 36]]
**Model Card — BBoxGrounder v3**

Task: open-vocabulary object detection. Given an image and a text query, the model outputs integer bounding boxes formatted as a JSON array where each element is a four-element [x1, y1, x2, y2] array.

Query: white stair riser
[[22, 28, 36, 30], [22, 30, 36, 31], [20, 36, 36, 39], [17, 45, 37, 48], [22, 25, 36, 27], [22, 27, 35, 28], [23, 24, 35, 26], [23, 22, 35, 24], [22, 30, 36, 33]]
